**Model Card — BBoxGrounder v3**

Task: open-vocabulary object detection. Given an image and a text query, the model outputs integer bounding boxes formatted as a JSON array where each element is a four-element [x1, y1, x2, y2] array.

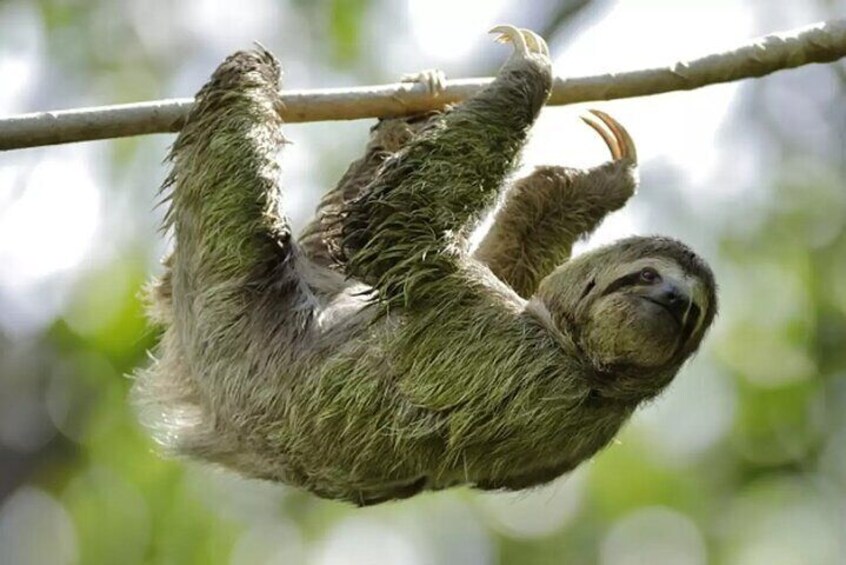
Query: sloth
[[133, 26, 717, 506]]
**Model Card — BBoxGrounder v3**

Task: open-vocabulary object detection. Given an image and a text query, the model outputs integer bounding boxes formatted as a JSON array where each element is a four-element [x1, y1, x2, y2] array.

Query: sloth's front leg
[[475, 110, 639, 298], [341, 26, 553, 305]]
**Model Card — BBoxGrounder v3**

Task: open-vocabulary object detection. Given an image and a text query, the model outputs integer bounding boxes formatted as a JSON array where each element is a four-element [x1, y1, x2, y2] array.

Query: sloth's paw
[[401, 69, 447, 97]]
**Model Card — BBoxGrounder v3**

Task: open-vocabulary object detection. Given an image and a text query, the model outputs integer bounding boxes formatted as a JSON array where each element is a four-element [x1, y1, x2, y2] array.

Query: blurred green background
[[1, 1, 845, 563]]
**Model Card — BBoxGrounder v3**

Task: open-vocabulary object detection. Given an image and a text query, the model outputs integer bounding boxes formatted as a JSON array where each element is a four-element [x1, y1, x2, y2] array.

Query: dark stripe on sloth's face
[[677, 302, 702, 347], [600, 270, 645, 298]]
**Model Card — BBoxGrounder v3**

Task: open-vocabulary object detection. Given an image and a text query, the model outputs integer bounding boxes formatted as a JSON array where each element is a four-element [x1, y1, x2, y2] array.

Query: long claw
[[590, 109, 636, 162], [520, 29, 549, 57], [489, 24, 528, 55], [580, 114, 619, 159], [489, 24, 550, 61], [580, 109, 637, 163]]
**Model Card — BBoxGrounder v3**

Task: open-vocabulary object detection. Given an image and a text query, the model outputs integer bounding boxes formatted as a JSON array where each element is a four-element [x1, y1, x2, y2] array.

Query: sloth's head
[[535, 236, 717, 400]]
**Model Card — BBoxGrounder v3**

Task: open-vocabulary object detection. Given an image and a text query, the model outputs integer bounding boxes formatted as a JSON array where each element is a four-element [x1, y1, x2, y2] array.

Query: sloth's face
[[535, 238, 717, 377], [579, 258, 710, 369]]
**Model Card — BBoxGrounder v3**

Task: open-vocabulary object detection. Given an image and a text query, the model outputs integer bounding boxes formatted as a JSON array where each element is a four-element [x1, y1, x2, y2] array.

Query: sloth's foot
[[580, 109, 638, 163], [489, 24, 550, 67], [401, 69, 446, 97]]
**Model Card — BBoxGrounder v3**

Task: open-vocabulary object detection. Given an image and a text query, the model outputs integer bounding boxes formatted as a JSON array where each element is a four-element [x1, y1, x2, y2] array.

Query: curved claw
[[520, 29, 550, 57], [489, 25, 549, 57], [580, 109, 637, 163], [490, 24, 529, 55]]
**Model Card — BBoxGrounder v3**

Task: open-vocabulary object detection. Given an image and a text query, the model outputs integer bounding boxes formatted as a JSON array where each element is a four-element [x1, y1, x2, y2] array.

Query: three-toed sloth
[[134, 27, 717, 506]]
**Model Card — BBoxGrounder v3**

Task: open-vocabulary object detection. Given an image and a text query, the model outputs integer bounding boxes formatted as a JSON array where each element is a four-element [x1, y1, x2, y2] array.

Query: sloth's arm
[[475, 111, 638, 298], [341, 28, 553, 306]]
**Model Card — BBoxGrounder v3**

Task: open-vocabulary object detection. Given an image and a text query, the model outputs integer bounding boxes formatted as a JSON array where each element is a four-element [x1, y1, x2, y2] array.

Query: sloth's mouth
[[641, 296, 684, 328], [640, 296, 701, 348]]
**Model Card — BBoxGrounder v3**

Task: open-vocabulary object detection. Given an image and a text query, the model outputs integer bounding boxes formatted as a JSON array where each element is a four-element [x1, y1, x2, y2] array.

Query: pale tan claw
[[580, 109, 637, 163], [490, 24, 527, 54], [489, 25, 549, 57], [401, 69, 447, 97], [519, 28, 549, 57]]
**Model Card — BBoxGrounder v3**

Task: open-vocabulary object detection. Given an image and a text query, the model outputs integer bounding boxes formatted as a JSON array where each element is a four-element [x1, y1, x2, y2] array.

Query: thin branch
[[1, 19, 844, 151]]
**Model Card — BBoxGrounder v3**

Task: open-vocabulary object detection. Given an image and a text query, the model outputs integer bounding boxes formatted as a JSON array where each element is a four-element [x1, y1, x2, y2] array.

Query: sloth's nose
[[645, 280, 690, 323]]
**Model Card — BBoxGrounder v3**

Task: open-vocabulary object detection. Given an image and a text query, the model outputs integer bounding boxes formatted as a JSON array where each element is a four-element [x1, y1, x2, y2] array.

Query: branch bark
[[1, 19, 844, 151]]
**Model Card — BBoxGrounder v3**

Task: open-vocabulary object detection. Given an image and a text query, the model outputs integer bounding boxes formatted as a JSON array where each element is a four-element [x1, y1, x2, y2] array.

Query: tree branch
[[1, 19, 844, 151]]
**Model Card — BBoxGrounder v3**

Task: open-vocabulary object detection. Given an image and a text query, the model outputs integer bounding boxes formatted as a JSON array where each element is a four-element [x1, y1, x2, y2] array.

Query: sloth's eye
[[639, 267, 661, 284]]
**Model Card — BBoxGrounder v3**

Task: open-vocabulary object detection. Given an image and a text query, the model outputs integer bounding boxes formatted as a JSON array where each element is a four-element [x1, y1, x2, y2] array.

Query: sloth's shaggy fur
[[134, 32, 717, 506]]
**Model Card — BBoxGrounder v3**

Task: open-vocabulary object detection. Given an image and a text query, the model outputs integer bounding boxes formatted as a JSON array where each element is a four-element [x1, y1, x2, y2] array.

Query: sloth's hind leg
[[134, 49, 317, 463]]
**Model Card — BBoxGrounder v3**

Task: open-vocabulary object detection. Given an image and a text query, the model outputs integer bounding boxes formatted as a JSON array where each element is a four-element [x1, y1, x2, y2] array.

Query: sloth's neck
[[522, 298, 583, 359]]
